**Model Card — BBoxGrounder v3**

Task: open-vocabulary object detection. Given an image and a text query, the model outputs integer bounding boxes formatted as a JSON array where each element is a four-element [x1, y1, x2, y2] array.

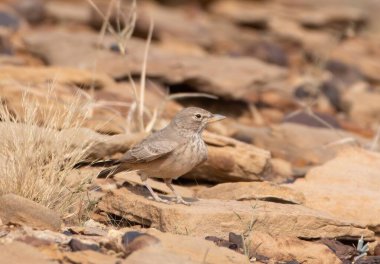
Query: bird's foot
[[175, 197, 191, 206], [151, 196, 172, 204]]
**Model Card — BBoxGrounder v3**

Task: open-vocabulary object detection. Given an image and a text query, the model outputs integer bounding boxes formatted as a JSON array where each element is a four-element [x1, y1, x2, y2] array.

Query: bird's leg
[[164, 179, 191, 206], [140, 174, 170, 204]]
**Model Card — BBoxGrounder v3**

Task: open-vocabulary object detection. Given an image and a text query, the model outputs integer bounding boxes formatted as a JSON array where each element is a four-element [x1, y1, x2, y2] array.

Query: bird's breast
[[143, 135, 207, 179]]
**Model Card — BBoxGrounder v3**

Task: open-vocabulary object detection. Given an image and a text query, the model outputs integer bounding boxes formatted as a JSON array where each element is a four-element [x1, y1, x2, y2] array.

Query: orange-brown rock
[[97, 187, 374, 240], [289, 147, 380, 233]]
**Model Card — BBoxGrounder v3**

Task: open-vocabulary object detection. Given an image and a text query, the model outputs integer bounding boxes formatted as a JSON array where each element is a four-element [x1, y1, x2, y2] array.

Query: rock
[[115, 172, 195, 198], [197, 182, 305, 204], [355, 256, 380, 264], [205, 235, 241, 252], [63, 250, 119, 264], [211, 0, 366, 31], [11, 0, 45, 24], [16, 235, 54, 248], [123, 228, 249, 264], [0, 4, 22, 30], [0, 241, 54, 264], [185, 131, 271, 182], [343, 86, 380, 128], [245, 231, 342, 264], [0, 65, 183, 134], [97, 187, 373, 240], [210, 0, 333, 53], [331, 38, 380, 84], [81, 219, 108, 236], [210, 0, 270, 28], [45, 0, 91, 24], [268, 158, 295, 183], [122, 231, 160, 256], [68, 238, 100, 252], [232, 123, 367, 168], [23, 30, 288, 104], [125, 246, 198, 264], [317, 238, 356, 262], [296, 6, 366, 30], [0, 65, 128, 134], [0, 194, 61, 231], [23, 228, 71, 244], [135, 1, 272, 58], [289, 148, 380, 233], [0, 65, 114, 88]]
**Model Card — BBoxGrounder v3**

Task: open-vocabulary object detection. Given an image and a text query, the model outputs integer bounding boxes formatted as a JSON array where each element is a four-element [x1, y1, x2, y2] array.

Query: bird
[[98, 107, 225, 205]]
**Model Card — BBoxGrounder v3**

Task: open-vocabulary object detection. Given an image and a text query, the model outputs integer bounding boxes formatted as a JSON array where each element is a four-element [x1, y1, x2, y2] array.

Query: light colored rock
[[0, 194, 61, 231], [0, 241, 55, 264], [210, 0, 270, 26], [344, 87, 380, 130], [115, 172, 195, 198], [0, 65, 114, 88], [45, 0, 91, 24], [63, 250, 118, 264], [210, 0, 365, 57], [269, 158, 294, 182], [0, 66, 127, 134], [234, 123, 367, 167], [97, 187, 373, 240], [124, 246, 199, 264], [331, 38, 380, 84], [289, 147, 380, 232], [23, 30, 288, 104], [246, 231, 342, 264], [197, 181, 304, 204], [186, 131, 271, 182], [211, 0, 365, 30], [124, 228, 248, 264]]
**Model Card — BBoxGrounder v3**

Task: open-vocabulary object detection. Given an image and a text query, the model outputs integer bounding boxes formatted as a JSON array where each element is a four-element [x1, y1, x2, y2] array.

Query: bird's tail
[[97, 165, 122, 179]]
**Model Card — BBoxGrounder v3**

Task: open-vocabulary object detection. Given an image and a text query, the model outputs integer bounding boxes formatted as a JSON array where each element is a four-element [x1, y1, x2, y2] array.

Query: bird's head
[[171, 107, 225, 134]]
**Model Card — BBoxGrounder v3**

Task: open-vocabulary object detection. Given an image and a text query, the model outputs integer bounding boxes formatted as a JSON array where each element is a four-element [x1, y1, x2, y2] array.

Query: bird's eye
[[195, 114, 202, 119]]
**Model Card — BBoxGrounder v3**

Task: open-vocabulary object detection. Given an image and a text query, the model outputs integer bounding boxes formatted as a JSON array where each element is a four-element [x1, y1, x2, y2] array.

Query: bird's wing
[[120, 139, 179, 164]]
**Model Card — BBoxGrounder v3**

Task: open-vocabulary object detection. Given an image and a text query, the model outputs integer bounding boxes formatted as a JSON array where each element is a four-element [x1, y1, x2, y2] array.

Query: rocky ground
[[0, 0, 380, 263]]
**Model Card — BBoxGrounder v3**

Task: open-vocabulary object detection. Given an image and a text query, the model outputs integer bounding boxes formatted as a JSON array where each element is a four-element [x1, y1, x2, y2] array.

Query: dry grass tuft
[[0, 91, 94, 219]]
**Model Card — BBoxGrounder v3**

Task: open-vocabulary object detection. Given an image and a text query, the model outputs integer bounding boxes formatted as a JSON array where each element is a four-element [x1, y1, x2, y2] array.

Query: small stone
[[68, 238, 100, 252]]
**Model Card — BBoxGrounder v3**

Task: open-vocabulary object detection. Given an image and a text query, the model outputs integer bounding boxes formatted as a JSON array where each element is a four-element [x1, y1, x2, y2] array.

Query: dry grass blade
[[166, 93, 218, 101], [138, 17, 154, 132], [87, 0, 137, 55], [0, 90, 94, 219], [323, 137, 359, 148]]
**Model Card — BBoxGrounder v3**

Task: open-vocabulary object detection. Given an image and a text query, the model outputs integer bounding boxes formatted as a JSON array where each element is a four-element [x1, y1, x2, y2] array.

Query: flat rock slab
[[124, 229, 249, 264], [234, 123, 368, 167], [197, 181, 305, 204], [289, 148, 380, 233], [245, 231, 342, 264], [23, 30, 288, 104], [98, 187, 374, 241], [0, 194, 61, 231], [0, 241, 55, 264]]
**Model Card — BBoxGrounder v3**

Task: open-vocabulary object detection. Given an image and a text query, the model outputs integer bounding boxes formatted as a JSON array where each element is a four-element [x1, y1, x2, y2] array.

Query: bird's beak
[[207, 114, 226, 123]]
